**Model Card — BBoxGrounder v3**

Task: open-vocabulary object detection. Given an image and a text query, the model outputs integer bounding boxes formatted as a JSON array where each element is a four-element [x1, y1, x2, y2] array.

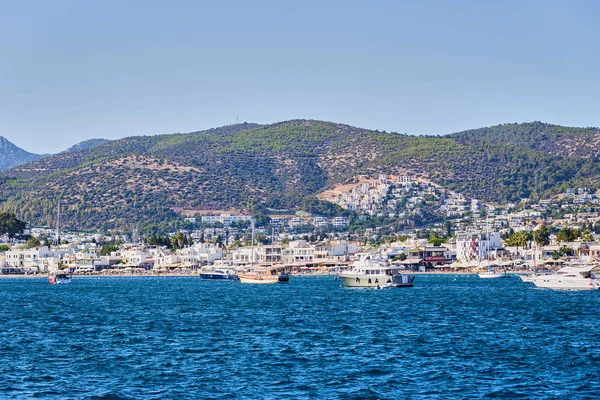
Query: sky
[[1, 0, 599, 153]]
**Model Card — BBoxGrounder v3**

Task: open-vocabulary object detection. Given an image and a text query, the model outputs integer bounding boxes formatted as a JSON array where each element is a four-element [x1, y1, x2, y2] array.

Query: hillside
[[0, 120, 599, 232], [64, 138, 111, 153], [0, 136, 45, 170]]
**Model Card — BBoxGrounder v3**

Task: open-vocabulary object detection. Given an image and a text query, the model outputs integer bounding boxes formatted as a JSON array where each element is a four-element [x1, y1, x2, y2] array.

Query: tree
[[392, 253, 407, 262], [100, 243, 119, 256], [506, 230, 531, 249], [533, 224, 551, 246], [556, 227, 577, 243], [171, 232, 186, 249], [444, 221, 453, 238], [428, 235, 444, 246], [24, 236, 41, 249], [559, 245, 574, 256], [0, 212, 27, 238], [581, 229, 594, 242]]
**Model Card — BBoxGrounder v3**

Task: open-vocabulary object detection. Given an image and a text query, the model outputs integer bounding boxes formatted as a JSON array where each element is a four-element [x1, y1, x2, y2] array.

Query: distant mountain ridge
[[0, 120, 598, 232], [64, 138, 111, 153], [0, 136, 116, 170], [0, 136, 44, 170]]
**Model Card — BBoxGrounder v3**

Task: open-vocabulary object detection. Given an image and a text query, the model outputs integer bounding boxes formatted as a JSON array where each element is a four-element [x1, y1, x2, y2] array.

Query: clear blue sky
[[1, 0, 598, 153]]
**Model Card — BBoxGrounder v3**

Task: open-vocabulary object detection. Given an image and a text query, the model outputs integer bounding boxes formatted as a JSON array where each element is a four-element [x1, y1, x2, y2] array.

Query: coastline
[[0, 273, 203, 279], [0, 270, 524, 279]]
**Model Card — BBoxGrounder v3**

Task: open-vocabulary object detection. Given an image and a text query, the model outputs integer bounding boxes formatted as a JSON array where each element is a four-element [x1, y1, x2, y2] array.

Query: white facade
[[332, 217, 349, 228], [455, 232, 502, 262], [178, 243, 223, 266], [282, 240, 314, 264], [201, 214, 252, 226], [120, 248, 152, 266], [4, 247, 53, 270]]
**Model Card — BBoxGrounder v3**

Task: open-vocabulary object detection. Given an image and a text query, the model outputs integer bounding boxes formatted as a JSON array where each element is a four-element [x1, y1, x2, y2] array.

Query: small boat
[[238, 266, 290, 284], [239, 225, 290, 284], [338, 254, 414, 288], [199, 267, 238, 280], [478, 270, 511, 279], [530, 264, 600, 290], [49, 271, 72, 285]]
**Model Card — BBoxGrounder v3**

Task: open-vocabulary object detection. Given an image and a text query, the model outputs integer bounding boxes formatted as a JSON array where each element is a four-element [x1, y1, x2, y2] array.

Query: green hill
[[64, 138, 112, 153], [0, 120, 598, 232]]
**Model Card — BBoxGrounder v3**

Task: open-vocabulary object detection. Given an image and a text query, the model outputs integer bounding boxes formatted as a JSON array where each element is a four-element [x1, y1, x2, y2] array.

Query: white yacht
[[478, 270, 510, 279], [338, 254, 414, 288], [530, 265, 600, 290], [199, 266, 238, 280]]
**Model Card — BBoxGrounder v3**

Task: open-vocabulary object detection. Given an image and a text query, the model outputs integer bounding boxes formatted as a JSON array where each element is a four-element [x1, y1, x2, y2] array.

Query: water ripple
[[0, 275, 599, 398]]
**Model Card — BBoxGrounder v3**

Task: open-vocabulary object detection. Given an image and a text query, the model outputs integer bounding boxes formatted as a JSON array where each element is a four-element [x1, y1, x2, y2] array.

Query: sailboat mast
[[56, 198, 61, 246], [250, 219, 255, 267], [271, 227, 275, 265]]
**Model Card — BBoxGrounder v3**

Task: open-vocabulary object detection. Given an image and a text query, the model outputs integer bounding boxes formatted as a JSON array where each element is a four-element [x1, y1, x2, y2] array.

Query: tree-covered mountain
[[64, 138, 112, 153], [0, 136, 45, 170], [0, 120, 598, 232]]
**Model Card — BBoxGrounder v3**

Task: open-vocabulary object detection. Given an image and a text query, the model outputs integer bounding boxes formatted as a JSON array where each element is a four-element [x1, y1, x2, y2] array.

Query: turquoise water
[[1, 275, 599, 399]]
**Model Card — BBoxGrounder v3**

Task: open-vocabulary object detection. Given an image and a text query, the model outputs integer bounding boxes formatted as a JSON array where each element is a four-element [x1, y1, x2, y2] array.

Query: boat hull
[[200, 273, 237, 280], [339, 274, 414, 288], [239, 275, 280, 284], [49, 277, 72, 285], [531, 277, 600, 290], [519, 274, 535, 282], [478, 272, 510, 279]]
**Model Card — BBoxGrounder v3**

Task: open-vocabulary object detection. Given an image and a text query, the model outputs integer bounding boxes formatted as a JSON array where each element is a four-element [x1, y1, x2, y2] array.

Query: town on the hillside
[[2, 173, 600, 276]]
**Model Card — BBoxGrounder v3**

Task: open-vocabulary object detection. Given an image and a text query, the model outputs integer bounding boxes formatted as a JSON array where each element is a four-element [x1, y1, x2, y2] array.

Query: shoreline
[[0, 270, 528, 279]]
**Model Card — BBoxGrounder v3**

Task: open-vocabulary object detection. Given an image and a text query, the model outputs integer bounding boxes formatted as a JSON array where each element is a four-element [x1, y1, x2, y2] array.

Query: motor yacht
[[338, 254, 414, 288], [199, 266, 238, 280], [530, 264, 600, 290]]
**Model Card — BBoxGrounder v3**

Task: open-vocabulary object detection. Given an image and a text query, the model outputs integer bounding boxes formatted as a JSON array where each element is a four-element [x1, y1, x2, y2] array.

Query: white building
[[455, 232, 502, 262], [201, 214, 252, 226], [120, 248, 153, 266], [178, 243, 223, 266], [312, 217, 330, 228], [4, 246, 53, 272], [282, 240, 315, 264], [332, 217, 349, 228]]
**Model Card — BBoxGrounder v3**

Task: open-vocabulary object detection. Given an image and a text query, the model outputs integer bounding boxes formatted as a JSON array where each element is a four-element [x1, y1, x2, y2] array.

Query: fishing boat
[[338, 254, 414, 288], [49, 271, 72, 285], [199, 266, 238, 280], [530, 264, 600, 290]]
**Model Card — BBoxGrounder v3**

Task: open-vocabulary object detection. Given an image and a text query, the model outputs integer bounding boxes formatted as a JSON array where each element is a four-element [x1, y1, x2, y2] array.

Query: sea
[[1, 275, 599, 399]]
